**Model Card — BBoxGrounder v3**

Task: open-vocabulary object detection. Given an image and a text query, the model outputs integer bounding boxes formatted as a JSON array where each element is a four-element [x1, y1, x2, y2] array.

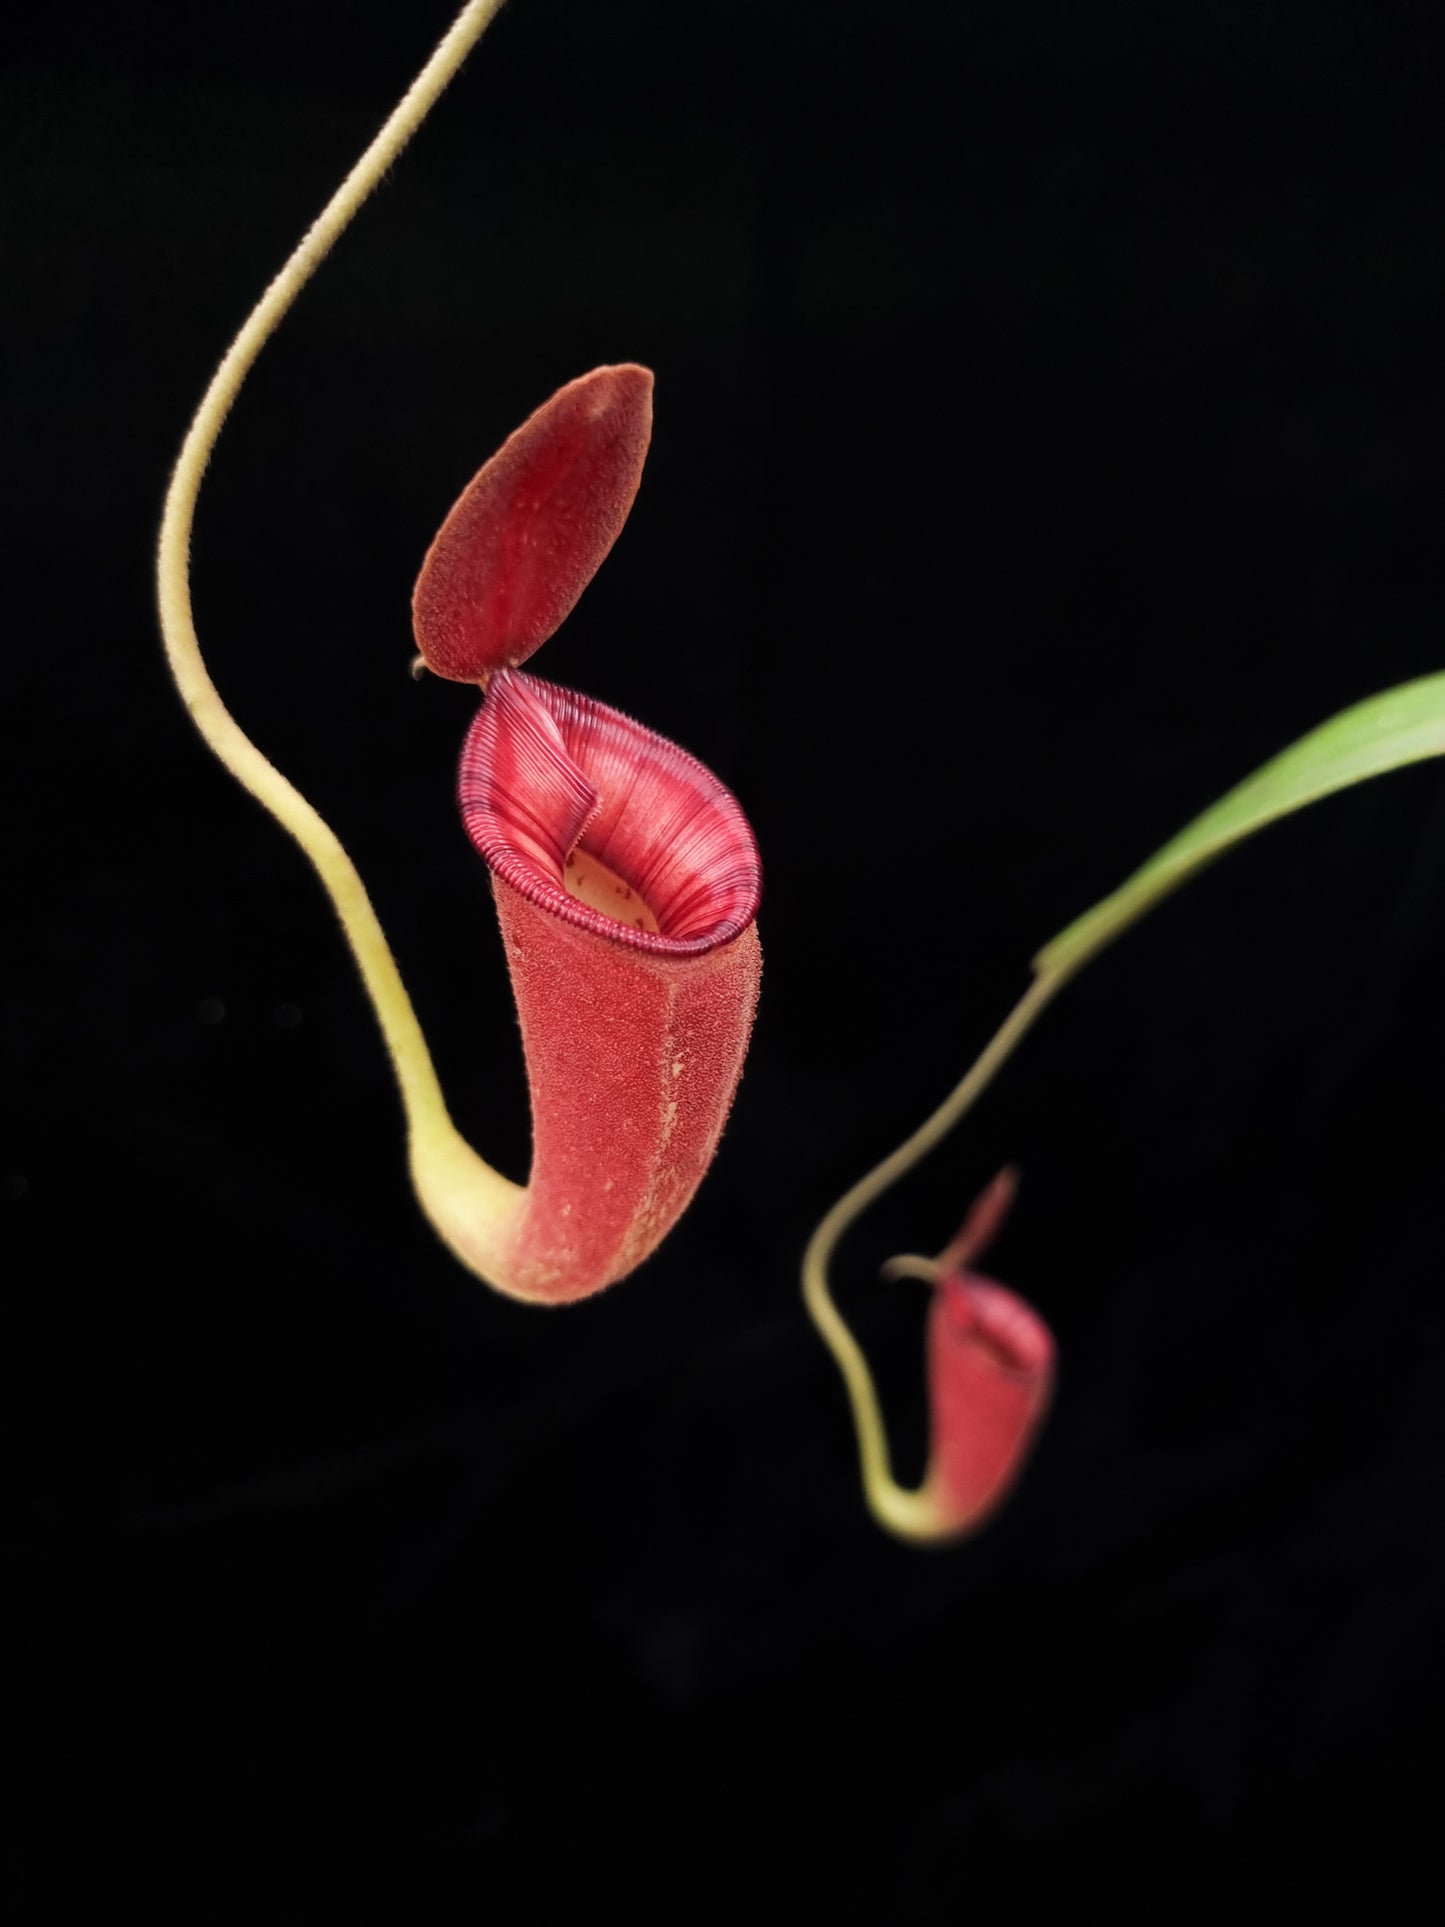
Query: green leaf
[[1035, 672, 1445, 981]]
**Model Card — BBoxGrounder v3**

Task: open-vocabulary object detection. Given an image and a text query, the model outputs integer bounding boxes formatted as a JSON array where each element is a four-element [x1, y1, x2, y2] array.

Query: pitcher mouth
[[939, 1274, 1057, 1383], [458, 669, 762, 957]]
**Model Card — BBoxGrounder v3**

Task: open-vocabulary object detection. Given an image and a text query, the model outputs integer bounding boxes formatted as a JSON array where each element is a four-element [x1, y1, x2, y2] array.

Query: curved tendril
[[155, 4, 520, 1254], [801, 968, 1072, 1543]]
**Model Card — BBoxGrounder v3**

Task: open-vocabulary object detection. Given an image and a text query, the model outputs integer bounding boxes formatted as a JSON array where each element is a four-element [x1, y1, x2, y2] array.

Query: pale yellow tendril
[[156, 1, 526, 1288]]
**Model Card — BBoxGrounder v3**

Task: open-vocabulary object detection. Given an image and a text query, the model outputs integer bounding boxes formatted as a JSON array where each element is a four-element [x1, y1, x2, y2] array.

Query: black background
[[8, 0, 1445, 1913]]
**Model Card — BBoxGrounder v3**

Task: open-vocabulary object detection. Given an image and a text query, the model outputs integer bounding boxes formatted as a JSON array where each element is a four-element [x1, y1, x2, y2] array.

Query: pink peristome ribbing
[[923, 1173, 1056, 1536], [412, 366, 654, 683], [460, 671, 761, 955], [459, 669, 762, 1303]]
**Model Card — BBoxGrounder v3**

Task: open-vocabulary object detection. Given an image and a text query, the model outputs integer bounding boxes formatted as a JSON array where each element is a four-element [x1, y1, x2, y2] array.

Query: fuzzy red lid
[[412, 364, 654, 682]]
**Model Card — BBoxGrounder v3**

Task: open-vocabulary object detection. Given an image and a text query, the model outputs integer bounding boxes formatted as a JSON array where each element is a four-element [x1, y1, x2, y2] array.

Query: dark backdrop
[[8, 0, 1445, 1913]]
